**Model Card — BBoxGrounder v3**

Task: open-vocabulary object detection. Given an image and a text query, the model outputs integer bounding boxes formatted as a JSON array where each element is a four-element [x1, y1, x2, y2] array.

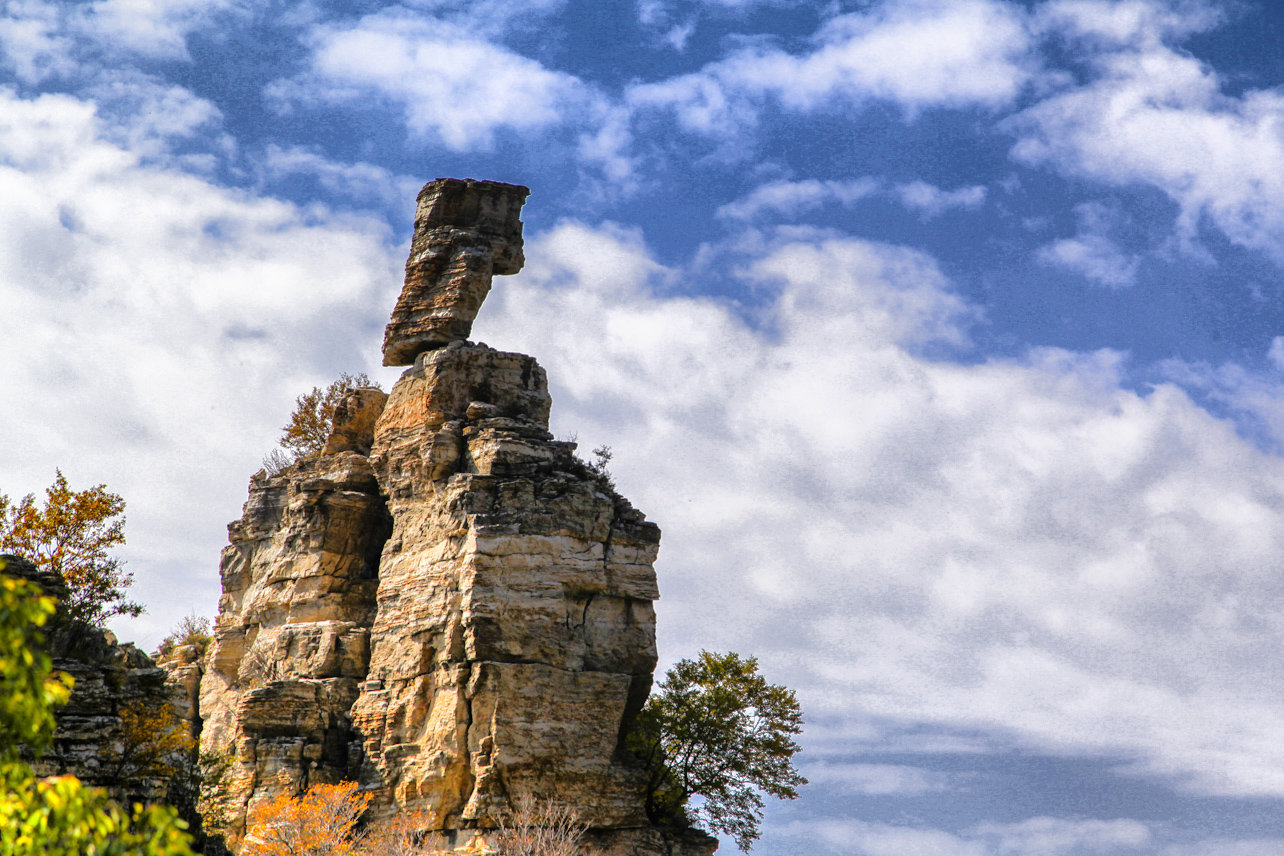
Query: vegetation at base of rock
[[243, 781, 370, 856], [0, 558, 195, 855], [155, 613, 212, 660], [627, 651, 807, 852], [492, 795, 587, 856], [0, 470, 142, 625], [273, 372, 382, 465]]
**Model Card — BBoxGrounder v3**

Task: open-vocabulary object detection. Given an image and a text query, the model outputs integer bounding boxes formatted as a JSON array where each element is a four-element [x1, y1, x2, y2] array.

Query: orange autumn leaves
[[243, 782, 369, 856], [242, 784, 586, 856]]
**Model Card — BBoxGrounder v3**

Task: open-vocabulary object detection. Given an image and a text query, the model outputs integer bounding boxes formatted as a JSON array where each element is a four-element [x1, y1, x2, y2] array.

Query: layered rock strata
[[2, 554, 180, 806], [199, 450, 391, 836], [199, 177, 716, 856], [352, 342, 660, 833], [382, 178, 530, 366]]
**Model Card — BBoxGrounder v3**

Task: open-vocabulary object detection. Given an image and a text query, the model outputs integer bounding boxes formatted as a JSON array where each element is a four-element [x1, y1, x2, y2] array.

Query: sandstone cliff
[[198, 179, 716, 856]]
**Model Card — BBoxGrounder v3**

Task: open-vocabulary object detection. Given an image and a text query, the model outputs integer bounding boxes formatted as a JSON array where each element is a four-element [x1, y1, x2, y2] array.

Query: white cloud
[[77, 0, 245, 61], [896, 180, 987, 218], [1037, 201, 1139, 288], [716, 177, 986, 223], [974, 817, 1151, 855], [0, 0, 245, 83], [259, 145, 422, 214], [0, 87, 402, 648], [801, 761, 956, 795], [717, 177, 881, 221], [629, 0, 1038, 138], [1012, 0, 1284, 263], [0, 0, 75, 83], [470, 220, 1284, 800], [782, 816, 1150, 856], [271, 10, 594, 151]]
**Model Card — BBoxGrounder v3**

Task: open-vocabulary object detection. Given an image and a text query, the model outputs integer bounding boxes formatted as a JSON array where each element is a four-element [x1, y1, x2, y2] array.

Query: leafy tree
[[243, 781, 371, 856], [0, 471, 142, 625], [277, 372, 381, 463], [103, 699, 195, 785], [627, 651, 807, 851], [0, 557, 195, 856]]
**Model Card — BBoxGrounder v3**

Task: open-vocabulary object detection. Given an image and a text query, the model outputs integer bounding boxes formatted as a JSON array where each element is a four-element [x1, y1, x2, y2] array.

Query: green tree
[[0, 556, 195, 856], [0, 471, 142, 626], [627, 651, 807, 851], [277, 372, 381, 462]]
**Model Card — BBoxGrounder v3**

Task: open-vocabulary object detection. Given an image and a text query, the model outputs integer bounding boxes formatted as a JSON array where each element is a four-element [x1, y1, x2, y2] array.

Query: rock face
[[199, 178, 716, 856], [2, 554, 181, 805], [198, 452, 390, 835], [382, 178, 530, 366]]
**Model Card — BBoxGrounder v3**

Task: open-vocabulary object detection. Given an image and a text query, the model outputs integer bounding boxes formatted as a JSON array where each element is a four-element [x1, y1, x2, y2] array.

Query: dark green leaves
[[628, 651, 807, 851]]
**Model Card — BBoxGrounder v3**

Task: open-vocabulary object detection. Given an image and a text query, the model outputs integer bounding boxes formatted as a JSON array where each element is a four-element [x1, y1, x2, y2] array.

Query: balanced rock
[[382, 178, 530, 366], [199, 179, 717, 856]]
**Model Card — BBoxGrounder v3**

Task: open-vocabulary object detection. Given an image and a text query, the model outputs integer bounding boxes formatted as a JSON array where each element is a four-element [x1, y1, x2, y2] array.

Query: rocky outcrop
[[382, 178, 530, 366], [199, 178, 717, 856], [351, 342, 660, 832], [2, 553, 182, 805], [198, 451, 390, 835]]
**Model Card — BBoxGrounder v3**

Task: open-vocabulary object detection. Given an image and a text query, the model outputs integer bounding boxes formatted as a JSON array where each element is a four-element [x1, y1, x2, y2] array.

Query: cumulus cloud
[[1037, 201, 1140, 287], [895, 180, 987, 218], [716, 177, 881, 221], [270, 10, 595, 151], [800, 761, 957, 795], [0, 0, 245, 83], [0, 87, 401, 646], [783, 816, 1151, 856], [629, 0, 1039, 138], [259, 145, 422, 215], [469, 219, 1284, 801], [1011, 0, 1284, 262], [717, 177, 985, 222]]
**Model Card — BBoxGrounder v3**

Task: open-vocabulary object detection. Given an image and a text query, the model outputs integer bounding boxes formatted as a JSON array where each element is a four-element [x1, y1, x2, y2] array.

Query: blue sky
[[7, 0, 1284, 854]]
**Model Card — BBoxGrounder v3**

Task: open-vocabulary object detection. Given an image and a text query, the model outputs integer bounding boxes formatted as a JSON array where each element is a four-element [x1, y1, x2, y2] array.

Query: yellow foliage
[[0, 470, 141, 625], [278, 372, 380, 462], [103, 700, 195, 785]]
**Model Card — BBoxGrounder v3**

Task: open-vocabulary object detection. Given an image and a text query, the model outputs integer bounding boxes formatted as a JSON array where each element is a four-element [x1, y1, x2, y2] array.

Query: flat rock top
[[416, 178, 530, 240]]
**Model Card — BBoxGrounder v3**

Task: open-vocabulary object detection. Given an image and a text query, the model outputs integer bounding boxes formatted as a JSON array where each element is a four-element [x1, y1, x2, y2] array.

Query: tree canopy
[[0, 471, 142, 625], [627, 651, 807, 851]]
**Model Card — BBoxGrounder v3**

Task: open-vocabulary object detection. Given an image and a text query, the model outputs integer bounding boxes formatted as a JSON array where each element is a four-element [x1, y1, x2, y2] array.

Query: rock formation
[[198, 178, 716, 856], [2, 553, 185, 806], [382, 179, 530, 366]]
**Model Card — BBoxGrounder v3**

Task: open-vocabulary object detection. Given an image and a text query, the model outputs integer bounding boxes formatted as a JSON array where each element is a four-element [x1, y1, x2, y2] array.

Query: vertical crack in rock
[[199, 179, 717, 856]]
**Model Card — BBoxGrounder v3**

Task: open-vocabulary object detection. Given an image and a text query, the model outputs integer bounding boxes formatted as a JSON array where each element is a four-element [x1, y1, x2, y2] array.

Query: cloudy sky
[[8, 0, 1284, 853]]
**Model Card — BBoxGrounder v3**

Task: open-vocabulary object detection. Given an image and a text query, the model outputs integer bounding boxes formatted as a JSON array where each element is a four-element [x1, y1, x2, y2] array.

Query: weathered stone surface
[[382, 179, 530, 366], [348, 341, 662, 833], [198, 448, 391, 837], [322, 387, 390, 456]]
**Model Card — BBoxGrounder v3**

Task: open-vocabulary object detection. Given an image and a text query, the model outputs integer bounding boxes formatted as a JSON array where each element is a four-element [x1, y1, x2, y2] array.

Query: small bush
[[155, 613, 212, 659]]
